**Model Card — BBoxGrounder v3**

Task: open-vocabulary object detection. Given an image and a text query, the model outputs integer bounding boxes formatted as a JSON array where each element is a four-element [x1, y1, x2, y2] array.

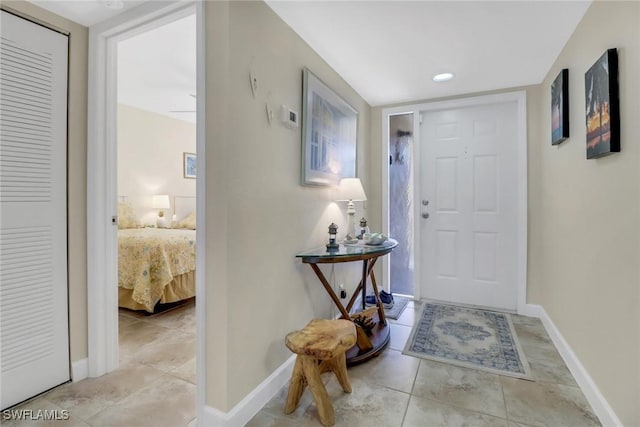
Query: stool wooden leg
[[330, 353, 352, 393], [301, 356, 335, 427], [284, 356, 306, 414], [318, 359, 331, 375]]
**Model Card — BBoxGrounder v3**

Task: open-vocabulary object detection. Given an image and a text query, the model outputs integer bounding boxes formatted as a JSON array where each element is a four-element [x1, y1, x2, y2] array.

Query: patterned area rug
[[403, 302, 532, 379]]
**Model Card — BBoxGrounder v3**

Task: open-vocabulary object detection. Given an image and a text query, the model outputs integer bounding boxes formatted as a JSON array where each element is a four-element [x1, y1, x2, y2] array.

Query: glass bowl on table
[[362, 233, 387, 246]]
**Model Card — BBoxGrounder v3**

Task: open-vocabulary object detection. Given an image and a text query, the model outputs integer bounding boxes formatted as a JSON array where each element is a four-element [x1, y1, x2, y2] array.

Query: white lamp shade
[[152, 195, 170, 209], [336, 178, 367, 202]]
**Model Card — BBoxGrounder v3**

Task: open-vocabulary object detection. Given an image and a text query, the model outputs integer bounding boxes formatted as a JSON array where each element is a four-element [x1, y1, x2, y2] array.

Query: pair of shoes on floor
[[365, 290, 394, 309]]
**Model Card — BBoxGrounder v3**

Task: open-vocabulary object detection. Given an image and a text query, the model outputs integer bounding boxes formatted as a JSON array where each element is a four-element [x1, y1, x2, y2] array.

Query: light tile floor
[[248, 300, 602, 427], [6, 300, 601, 427], [4, 300, 196, 427]]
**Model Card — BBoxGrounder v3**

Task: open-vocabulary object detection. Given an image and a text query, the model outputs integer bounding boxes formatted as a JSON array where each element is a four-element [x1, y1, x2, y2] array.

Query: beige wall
[[533, 1, 640, 424], [203, 0, 231, 409], [204, 1, 371, 410], [1, 1, 89, 365], [370, 2, 639, 424], [5, 0, 371, 412], [117, 104, 196, 222]]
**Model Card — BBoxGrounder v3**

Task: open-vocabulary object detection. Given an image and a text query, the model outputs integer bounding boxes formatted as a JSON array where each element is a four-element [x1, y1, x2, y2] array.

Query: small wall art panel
[[183, 152, 196, 179], [551, 68, 569, 145], [585, 49, 620, 158]]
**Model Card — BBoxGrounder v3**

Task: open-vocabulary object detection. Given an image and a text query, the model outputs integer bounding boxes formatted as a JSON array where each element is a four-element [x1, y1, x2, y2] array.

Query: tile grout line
[[40, 396, 93, 425], [83, 373, 182, 425], [499, 374, 510, 423], [82, 371, 169, 423], [399, 358, 422, 427], [410, 355, 514, 421], [410, 392, 512, 424], [400, 303, 420, 426], [84, 314, 196, 424]]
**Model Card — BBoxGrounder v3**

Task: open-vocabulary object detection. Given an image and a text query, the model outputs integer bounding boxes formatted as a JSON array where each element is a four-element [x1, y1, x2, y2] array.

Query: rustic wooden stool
[[284, 319, 357, 426]]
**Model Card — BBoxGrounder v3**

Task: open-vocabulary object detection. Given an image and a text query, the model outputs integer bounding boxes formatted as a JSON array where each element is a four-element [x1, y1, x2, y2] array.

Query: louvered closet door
[[0, 10, 70, 409]]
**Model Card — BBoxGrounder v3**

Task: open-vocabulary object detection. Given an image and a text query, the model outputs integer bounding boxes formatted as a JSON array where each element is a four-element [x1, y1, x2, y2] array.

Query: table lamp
[[336, 178, 367, 241], [152, 194, 170, 228]]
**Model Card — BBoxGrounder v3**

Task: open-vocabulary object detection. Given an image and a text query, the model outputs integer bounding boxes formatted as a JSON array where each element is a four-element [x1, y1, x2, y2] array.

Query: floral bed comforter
[[118, 228, 196, 311]]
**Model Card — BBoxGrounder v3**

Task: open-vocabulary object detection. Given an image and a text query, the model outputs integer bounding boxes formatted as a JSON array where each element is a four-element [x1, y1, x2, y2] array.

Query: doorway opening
[[418, 101, 519, 310], [87, 1, 205, 423], [389, 113, 415, 297], [382, 91, 528, 313], [115, 10, 197, 407]]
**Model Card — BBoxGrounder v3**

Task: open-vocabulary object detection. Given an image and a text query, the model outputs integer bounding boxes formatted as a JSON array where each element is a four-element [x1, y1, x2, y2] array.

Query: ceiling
[[31, 0, 145, 27], [31, 0, 196, 123], [117, 14, 196, 123], [29, 0, 592, 109], [265, 1, 591, 106]]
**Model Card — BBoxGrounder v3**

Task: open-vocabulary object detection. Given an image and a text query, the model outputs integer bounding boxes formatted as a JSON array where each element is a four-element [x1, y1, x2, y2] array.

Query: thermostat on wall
[[281, 105, 299, 129]]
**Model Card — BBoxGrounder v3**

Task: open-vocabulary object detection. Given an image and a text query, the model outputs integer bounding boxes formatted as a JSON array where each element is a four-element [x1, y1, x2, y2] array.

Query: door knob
[[422, 200, 429, 206], [422, 213, 430, 219]]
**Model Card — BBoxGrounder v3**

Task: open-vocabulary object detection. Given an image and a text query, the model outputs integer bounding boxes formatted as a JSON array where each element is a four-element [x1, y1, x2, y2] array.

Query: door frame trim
[[381, 90, 528, 312], [86, 0, 206, 418]]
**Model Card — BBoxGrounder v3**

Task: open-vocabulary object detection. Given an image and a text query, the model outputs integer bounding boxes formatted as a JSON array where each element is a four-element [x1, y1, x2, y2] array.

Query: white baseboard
[[195, 304, 622, 426], [524, 304, 622, 427], [199, 354, 296, 427], [71, 358, 88, 382], [517, 303, 542, 318]]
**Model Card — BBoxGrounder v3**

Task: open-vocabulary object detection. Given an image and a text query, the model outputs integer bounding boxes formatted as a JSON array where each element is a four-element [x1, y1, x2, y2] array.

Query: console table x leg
[[308, 263, 373, 352], [344, 258, 386, 325]]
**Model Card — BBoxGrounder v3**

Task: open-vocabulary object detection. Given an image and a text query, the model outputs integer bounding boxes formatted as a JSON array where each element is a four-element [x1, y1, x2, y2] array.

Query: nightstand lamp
[[152, 194, 170, 228], [336, 178, 367, 242]]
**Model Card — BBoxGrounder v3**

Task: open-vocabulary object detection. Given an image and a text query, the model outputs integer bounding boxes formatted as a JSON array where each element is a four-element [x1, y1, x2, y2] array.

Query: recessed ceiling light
[[433, 73, 455, 83]]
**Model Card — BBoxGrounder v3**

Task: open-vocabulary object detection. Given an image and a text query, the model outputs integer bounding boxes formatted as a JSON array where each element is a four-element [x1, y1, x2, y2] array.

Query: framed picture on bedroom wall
[[585, 48, 620, 159], [183, 152, 196, 179], [551, 68, 569, 145], [301, 67, 358, 187]]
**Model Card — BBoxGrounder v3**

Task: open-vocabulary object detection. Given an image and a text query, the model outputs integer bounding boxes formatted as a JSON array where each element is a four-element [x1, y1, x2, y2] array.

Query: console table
[[296, 239, 398, 364]]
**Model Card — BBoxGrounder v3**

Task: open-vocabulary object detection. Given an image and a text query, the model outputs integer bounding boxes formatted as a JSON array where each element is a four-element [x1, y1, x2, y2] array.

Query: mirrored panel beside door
[[388, 113, 415, 297]]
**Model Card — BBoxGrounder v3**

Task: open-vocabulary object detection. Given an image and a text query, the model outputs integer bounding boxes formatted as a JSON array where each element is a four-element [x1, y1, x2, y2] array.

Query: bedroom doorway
[[114, 9, 197, 403], [87, 1, 205, 423]]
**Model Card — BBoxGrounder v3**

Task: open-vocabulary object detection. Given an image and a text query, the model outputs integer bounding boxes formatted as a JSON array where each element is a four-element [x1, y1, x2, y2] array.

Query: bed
[[118, 196, 196, 312]]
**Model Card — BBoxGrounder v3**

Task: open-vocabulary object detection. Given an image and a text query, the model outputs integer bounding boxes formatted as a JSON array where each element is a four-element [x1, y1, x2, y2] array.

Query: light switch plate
[[281, 105, 299, 129]]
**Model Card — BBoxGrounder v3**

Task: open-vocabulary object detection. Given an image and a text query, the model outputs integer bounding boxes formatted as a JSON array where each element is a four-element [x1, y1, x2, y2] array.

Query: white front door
[[0, 10, 70, 409], [419, 101, 518, 310]]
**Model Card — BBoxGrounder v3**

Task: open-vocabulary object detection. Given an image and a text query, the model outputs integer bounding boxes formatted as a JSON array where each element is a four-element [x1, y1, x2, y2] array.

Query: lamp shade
[[152, 195, 170, 209], [336, 178, 367, 202]]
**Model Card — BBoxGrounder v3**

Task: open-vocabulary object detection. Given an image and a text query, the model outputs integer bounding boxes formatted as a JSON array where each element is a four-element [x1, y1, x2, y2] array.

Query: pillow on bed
[[118, 203, 141, 229], [174, 212, 196, 229]]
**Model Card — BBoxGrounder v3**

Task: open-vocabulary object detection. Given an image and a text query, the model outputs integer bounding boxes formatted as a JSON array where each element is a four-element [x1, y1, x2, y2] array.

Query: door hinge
[[112, 216, 118, 225]]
